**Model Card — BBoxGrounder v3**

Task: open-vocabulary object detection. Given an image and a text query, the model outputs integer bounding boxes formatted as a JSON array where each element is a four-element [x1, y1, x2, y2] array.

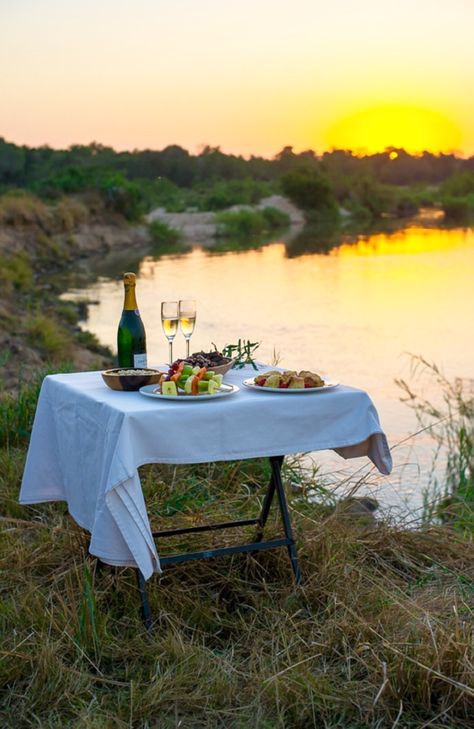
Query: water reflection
[[63, 221, 474, 510]]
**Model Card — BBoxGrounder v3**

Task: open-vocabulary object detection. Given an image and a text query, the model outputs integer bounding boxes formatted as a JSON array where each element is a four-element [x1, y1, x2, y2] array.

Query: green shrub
[[199, 179, 273, 211], [0, 252, 33, 292], [0, 374, 44, 448], [75, 329, 112, 356], [99, 173, 145, 221], [260, 206, 290, 228], [344, 176, 395, 219], [216, 207, 289, 238], [442, 194, 474, 222], [280, 168, 339, 219], [26, 313, 73, 359], [441, 171, 474, 198], [216, 209, 267, 238], [148, 219, 181, 245]]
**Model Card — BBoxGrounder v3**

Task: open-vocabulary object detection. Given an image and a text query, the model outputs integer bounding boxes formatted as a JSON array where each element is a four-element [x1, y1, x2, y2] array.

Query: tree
[[280, 167, 338, 217]]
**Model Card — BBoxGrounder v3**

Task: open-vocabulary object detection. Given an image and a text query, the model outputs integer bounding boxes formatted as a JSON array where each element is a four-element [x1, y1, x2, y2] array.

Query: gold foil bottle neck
[[123, 272, 136, 287]]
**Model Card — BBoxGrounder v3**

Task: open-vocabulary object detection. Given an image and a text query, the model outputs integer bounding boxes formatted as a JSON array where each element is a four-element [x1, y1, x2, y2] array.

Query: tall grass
[[397, 356, 474, 532], [1, 367, 473, 726]]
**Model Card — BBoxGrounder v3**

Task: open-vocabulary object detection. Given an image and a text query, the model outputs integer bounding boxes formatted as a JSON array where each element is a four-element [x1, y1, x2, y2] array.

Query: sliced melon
[[203, 371, 215, 380], [161, 380, 178, 396], [184, 376, 195, 394], [208, 379, 219, 395], [211, 373, 223, 387], [192, 366, 201, 375], [198, 380, 209, 393]]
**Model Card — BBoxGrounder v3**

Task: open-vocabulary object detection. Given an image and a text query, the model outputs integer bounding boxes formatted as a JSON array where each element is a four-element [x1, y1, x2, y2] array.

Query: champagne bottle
[[117, 272, 147, 368]]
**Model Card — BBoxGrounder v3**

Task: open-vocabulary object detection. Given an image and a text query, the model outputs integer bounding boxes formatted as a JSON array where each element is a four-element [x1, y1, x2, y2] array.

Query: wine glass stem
[[185, 337, 190, 358], [168, 339, 173, 365]]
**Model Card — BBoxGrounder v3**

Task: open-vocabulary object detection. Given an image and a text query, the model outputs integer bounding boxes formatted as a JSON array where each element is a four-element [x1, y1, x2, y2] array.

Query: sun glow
[[325, 105, 462, 155]]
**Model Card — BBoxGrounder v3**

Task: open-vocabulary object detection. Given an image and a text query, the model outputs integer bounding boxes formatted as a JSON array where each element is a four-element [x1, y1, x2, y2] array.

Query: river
[[63, 218, 474, 519]]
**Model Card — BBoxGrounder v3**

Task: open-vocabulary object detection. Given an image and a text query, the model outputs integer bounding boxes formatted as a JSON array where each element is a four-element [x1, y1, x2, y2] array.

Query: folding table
[[20, 365, 392, 627]]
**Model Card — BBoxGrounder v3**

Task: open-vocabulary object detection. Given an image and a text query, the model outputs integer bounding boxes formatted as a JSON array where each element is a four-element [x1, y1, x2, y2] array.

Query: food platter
[[242, 378, 339, 394], [139, 383, 239, 401]]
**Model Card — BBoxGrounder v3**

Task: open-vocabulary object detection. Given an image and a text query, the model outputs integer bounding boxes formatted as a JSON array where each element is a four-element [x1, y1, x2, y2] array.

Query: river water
[[64, 219, 474, 518]]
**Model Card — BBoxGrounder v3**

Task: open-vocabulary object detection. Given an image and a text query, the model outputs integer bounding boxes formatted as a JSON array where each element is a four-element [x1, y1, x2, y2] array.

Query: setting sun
[[325, 105, 463, 155]]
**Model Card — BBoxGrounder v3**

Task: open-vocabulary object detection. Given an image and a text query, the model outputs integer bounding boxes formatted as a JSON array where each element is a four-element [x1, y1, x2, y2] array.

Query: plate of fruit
[[242, 370, 338, 393], [139, 360, 239, 400]]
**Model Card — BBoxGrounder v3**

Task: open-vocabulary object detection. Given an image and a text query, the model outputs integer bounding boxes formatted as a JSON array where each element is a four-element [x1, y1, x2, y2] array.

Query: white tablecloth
[[20, 365, 392, 579]]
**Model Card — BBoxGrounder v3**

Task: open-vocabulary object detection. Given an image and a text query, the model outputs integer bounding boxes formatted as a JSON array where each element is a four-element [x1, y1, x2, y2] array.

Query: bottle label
[[133, 353, 147, 368]]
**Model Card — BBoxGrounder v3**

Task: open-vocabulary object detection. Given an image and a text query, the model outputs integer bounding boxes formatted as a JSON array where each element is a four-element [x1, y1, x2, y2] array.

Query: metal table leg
[[136, 455, 301, 629]]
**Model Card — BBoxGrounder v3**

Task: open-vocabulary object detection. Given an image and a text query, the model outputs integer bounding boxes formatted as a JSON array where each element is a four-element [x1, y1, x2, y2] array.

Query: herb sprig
[[220, 339, 261, 370]]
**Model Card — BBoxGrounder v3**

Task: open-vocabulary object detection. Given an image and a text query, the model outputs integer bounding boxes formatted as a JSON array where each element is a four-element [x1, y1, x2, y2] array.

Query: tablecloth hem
[[112, 431, 391, 473], [20, 495, 66, 504]]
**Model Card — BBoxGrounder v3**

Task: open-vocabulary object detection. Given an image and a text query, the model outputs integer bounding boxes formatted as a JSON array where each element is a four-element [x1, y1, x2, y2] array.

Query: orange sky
[[1, 0, 474, 157]]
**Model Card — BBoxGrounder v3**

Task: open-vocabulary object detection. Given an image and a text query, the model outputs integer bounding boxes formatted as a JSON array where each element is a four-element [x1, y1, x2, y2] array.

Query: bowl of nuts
[[101, 368, 164, 391]]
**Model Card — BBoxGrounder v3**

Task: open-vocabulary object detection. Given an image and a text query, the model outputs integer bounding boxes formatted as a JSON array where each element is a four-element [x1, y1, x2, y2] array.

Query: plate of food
[[140, 383, 239, 401], [139, 361, 239, 401], [242, 370, 338, 393]]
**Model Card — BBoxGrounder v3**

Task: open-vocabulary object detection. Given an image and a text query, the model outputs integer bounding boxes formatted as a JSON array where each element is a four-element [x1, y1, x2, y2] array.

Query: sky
[[1, 0, 474, 157]]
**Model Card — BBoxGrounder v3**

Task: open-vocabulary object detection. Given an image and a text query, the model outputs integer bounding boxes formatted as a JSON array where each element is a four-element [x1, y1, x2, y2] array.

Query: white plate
[[139, 383, 239, 401], [242, 378, 339, 393]]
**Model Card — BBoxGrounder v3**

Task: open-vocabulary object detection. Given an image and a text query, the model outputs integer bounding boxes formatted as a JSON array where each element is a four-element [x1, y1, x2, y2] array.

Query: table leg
[[136, 569, 153, 631], [253, 455, 280, 541], [270, 456, 302, 585], [132, 455, 302, 629]]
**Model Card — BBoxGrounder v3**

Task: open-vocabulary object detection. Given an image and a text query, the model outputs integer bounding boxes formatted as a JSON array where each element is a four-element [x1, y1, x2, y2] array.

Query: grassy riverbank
[[0, 191, 473, 727], [1, 432, 474, 727]]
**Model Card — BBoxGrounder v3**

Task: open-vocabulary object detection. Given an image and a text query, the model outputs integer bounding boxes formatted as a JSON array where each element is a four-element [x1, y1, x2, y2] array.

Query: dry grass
[[0, 193, 50, 228], [54, 198, 89, 231], [1, 457, 473, 728], [0, 192, 89, 234]]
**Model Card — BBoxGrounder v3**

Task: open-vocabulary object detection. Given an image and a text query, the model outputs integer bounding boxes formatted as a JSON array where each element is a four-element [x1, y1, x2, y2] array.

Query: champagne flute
[[161, 301, 179, 364], [179, 299, 196, 358]]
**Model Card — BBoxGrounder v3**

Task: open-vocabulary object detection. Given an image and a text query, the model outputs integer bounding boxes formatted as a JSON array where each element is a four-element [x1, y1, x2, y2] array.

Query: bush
[[442, 194, 474, 222], [0, 376, 43, 448], [260, 206, 290, 228], [199, 179, 273, 211], [0, 192, 50, 227], [25, 313, 73, 359], [344, 176, 395, 219], [280, 168, 338, 218], [32, 168, 146, 221], [54, 198, 89, 231], [0, 252, 33, 292], [441, 171, 474, 198], [216, 207, 288, 238], [148, 219, 181, 245]]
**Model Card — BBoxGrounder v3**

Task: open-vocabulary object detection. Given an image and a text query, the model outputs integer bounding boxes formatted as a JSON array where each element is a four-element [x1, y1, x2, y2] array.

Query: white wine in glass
[[179, 299, 196, 358], [161, 301, 179, 364]]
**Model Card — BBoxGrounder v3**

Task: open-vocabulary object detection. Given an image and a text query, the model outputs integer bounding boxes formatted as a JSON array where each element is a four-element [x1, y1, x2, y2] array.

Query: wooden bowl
[[101, 368, 163, 392]]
